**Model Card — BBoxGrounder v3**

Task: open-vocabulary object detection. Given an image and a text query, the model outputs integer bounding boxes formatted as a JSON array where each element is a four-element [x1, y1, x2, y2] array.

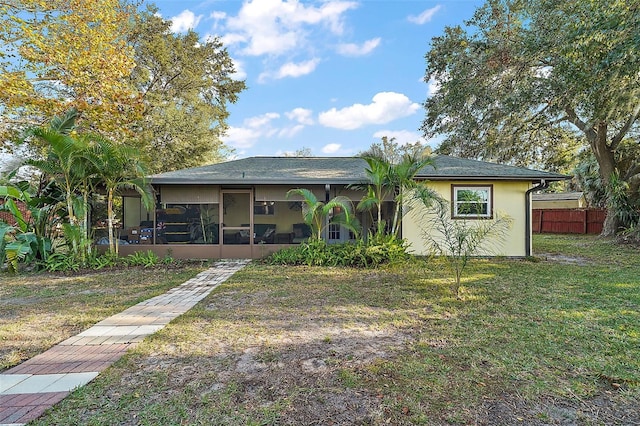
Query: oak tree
[[422, 0, 640, 235], [129, 9, 246, 172]]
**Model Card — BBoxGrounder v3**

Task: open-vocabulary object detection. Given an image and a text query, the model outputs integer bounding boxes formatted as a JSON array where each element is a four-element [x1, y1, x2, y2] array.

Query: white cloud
[[259, 58, 320, 82], [210, 11, 226, 21], [220, 0, 358, 56], [276, 58, 320, 78], [336, 37, 381, 57], [246, 112, 280, 128], [170, 10, 203, 33], [318, 92, 420, 130], [278, 124, 305, 138], [426, 77, 441, 97], [286, 108, 314, 125], [220, 32, 248, 47], [408, 5, 441, 25], [209, 11, 227, 31], [223, 113, 280, 149], [223, 126, 262, 149], [222, 110, 313, 149], [322, 143, 342, 154]]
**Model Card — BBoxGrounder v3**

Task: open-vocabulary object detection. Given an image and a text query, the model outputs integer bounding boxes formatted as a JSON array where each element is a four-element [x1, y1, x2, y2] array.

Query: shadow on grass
[[32, 252, 640, 425]]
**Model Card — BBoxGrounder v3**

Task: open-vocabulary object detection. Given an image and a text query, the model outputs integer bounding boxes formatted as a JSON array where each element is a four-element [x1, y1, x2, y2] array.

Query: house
[[115, 156, 567, 259], [532, 192, 586, 209]]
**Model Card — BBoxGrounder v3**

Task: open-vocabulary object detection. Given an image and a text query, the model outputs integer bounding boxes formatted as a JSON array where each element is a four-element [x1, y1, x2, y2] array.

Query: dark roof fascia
[[150, 178, 360, 185], [422, 175, 568, 182]]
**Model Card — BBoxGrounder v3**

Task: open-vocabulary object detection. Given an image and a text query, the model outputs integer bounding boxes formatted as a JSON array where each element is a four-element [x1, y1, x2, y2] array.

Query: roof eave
[[150, 178, 362, 185], [417, 175, 570, 182]]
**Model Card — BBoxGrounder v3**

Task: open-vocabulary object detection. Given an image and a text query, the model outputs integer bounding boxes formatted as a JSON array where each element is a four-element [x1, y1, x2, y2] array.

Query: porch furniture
[[292, 223, 312, 243], [275, 232, 292, 244], [250, 223, 276, 244]]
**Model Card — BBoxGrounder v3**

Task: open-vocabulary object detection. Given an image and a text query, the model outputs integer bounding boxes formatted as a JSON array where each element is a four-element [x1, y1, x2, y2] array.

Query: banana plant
[[0, 182, 55, 273]]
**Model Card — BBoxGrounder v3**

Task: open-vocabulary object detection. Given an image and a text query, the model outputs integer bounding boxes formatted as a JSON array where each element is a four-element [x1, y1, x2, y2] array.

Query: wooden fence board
[[532, 208, 605, 235]]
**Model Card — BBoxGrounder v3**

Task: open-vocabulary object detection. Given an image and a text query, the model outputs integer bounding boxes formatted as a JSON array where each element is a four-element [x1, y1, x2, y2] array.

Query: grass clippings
[[11, 235, 640, 425]]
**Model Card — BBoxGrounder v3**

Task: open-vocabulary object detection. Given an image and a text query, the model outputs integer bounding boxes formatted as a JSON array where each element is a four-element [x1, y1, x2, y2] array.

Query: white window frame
[[452, 185, 493, 219]]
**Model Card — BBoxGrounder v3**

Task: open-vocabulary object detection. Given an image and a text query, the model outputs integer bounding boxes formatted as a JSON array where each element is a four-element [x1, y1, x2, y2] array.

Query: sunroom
[[115, 157, 391, 259]]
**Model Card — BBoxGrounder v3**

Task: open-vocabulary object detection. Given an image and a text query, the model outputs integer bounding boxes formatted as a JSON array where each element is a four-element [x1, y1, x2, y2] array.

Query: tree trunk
[[590, 122, 619, 236], [107, 188, 116, 255]]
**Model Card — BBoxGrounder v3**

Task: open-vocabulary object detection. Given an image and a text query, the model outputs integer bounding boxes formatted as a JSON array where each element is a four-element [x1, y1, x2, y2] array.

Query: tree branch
[[564, 105, 596, 141], [611, 101, 640, 150], [624, 162, 640, 181], [162, 71, 183, 91]]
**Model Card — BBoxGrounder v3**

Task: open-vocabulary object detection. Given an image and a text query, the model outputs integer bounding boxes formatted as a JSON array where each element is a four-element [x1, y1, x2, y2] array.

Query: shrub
[[265, 236, 410, 268], [44, 252, 81, 272], [87, 252, 120, 270], [125, 250, 161, 267], [1, 223, 52, 273]]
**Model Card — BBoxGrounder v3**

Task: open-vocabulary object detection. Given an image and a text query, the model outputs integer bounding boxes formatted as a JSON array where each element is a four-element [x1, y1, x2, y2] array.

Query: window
[[452, 185, 492, 218], [254, 201, 275, 215], [328, 223, 341, 240]]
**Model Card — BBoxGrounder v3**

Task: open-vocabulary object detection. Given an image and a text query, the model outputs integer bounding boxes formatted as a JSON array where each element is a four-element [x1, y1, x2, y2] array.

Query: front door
[[220, 190, 252, 258]]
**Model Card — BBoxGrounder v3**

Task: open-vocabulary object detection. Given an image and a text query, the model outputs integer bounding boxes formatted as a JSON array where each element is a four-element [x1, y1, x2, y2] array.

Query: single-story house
[[532, 192, 586, 209], [115, 155, 567, 259]]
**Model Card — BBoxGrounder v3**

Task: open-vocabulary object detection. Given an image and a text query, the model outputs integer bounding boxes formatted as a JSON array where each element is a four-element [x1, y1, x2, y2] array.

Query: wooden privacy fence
[[532, 208, 606, 234]]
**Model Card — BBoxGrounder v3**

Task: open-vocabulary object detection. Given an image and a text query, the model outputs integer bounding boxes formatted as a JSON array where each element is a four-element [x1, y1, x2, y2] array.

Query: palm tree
[[387, 153, 435, 237], [25, 110, 94, 257], [352, 154, 438, 239], [91, 138, 154, 255], [286, 188, 360, 240], [355, 156, 392, 236]]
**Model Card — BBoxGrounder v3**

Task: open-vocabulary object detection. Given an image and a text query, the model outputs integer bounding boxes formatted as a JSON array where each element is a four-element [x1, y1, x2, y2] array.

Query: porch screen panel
[[255, 185, 325, 202], [160, 185, 219, 204], [123, 197, 143, 228], [333, 186, 368, 201]]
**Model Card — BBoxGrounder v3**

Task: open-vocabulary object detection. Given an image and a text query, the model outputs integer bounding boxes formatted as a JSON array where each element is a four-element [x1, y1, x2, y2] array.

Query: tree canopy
[[129, 8, 246, 172], [1, 1, 245, 172], [0, 0, 141, 140], [422, 0, 640, 234], [358, 136, 431, 165]]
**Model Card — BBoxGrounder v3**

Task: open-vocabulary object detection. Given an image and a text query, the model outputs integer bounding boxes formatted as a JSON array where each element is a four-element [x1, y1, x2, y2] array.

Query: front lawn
[[0, 265, 206, 371], [14, 235, 640, 424]]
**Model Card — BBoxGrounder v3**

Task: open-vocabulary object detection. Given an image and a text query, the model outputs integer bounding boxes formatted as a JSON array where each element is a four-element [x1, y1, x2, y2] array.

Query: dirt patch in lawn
[[481, 392, 640, 425], [538, 253, 591, 266], [128, 308, 411, 424]]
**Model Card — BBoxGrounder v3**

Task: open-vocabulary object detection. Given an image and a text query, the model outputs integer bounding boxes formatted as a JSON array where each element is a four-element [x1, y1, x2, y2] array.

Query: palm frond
[[49, 108, 78, 134]]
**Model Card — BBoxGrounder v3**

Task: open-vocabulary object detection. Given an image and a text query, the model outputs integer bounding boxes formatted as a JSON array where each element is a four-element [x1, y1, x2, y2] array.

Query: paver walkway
[[0, 260, 249, 426]]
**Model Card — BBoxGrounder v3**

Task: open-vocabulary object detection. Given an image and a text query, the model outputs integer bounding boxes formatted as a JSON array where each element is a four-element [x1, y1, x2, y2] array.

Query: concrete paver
[[0, 260, 248, 426]]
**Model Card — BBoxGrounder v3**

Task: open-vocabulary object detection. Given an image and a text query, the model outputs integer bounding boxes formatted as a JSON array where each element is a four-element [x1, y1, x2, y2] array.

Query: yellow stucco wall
[[403, 181, 531, 257]]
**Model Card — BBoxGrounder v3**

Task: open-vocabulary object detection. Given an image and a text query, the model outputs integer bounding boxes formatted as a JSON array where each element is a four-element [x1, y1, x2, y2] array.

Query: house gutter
[[525, 179, 549, 257]]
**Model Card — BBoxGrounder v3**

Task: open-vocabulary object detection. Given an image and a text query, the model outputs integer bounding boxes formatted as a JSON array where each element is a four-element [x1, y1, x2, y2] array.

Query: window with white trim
[[452, 185, 492, 218]]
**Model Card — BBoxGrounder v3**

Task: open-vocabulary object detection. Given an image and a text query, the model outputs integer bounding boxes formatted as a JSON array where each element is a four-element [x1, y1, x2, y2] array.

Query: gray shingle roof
[[532, 192, 584, 201], [149, 155, 568, 185]]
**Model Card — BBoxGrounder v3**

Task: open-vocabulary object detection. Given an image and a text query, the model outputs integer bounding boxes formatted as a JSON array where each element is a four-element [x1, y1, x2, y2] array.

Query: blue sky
[[151, 0, 483, 158]]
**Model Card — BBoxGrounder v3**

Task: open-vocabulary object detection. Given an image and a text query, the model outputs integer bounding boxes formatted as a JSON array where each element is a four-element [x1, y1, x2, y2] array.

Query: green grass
[[0, 265, 206, 371], [17, 235, 640, 424]]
